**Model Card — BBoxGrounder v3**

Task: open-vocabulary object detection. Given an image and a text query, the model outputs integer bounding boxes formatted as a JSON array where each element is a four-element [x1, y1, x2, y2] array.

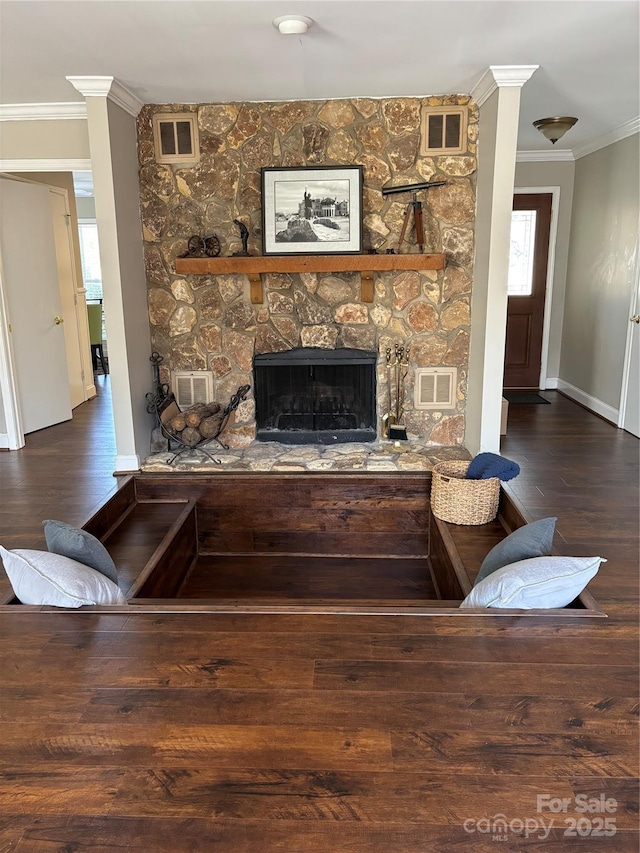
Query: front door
[[503, 193, 552, 389]]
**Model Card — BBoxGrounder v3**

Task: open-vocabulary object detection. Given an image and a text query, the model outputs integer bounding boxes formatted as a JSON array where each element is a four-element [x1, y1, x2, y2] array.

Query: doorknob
[[631, 315, 640, 324], [54, 316, 64, 325]]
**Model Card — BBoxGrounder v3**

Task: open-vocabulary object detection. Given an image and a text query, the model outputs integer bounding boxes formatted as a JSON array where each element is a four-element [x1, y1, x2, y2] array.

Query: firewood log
[[199, 412, 225, 439], [170, 413, 187, 432], [180, 426, 202, 447], [185, 410, 203, 428]]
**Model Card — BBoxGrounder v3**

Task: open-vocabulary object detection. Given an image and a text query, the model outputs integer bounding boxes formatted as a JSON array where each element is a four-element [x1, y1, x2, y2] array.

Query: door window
[[508, 210, 537, 296]]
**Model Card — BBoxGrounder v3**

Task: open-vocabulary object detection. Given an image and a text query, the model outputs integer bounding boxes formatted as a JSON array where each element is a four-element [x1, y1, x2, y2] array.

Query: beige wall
[[0, 119, 90, 161], [514, 159, 575, 383], [560, 134, 639, 413]]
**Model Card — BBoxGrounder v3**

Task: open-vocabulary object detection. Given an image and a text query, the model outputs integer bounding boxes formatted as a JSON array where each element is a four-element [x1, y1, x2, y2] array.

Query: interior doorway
[[503, 193, 553, 389], [0, 177, 72, 437]]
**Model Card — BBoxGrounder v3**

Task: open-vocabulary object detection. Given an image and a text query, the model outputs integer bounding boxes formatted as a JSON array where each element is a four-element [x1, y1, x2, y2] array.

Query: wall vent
[[414, 367, 457, 410], [420, 106, 468, 155], [153, 113, 199, 165], [171, 370, 214, 409]]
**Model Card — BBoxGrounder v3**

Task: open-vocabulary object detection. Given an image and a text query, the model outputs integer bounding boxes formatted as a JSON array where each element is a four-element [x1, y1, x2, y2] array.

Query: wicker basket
[[430, 460, 500, 525]]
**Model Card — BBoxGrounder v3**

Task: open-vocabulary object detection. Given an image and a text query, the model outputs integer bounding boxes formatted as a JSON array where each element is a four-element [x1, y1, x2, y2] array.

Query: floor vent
[[414, 367, 457, 410], [171, 370, 214, 409], [420, 106, 468, 155]]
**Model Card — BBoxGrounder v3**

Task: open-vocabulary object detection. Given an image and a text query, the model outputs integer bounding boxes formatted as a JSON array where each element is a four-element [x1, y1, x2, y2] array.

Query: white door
[[49, 188, 85, 409], [0, 178, 72, 434], [621, 275, 640, 437]]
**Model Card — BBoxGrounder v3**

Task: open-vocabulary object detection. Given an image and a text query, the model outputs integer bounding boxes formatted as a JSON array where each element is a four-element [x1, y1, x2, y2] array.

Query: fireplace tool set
[[382, 343, 410, 442]]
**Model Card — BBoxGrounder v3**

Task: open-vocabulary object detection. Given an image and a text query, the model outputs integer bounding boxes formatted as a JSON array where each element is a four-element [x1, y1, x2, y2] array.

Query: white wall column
[[67, 76, 152, 472], [466, 66, 538, 455]]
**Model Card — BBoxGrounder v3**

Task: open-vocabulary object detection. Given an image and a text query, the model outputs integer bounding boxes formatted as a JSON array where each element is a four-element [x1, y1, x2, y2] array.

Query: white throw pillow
[[0, 546, 127, 607], [460, 555, 604, 609]]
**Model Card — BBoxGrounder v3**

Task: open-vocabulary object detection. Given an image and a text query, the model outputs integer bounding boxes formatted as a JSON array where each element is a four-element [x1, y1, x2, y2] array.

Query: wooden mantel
[[174, 253, 446, 303]]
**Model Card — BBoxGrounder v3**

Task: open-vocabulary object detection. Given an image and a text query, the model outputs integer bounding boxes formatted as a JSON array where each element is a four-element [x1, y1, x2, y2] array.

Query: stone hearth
[[141, 438, 469, 474]]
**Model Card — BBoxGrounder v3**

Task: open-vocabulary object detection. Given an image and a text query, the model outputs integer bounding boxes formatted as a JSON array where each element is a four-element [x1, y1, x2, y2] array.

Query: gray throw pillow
[[0, 547, 126, 608], [475, 517, 557, 584], [43, 519, 118, 584]]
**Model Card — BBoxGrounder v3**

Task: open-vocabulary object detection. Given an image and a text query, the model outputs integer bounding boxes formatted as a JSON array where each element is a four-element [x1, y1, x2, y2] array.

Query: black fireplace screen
[[254, 347, 377, 444]]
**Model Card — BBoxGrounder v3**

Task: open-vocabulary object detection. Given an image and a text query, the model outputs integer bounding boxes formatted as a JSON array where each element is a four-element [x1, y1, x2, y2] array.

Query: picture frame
[[261, 165, 363, 256]]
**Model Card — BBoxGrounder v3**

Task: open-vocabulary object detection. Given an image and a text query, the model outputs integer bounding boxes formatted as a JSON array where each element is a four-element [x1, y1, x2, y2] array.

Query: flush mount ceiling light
[[533, 116, 578, 145], [273, 15, 313, 35]]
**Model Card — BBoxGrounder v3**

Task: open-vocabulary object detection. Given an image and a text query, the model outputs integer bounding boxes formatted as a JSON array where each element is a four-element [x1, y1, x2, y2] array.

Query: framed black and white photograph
[[261, 165, 363, 255]]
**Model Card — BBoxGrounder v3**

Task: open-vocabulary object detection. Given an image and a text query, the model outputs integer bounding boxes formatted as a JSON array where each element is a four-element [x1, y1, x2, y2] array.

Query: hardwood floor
[[0, 386, 638, 851], [178, 555, 437, 600]]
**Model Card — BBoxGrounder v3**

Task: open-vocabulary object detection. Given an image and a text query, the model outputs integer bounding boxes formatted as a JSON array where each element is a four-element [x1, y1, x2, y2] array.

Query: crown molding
[[66, 76, 143, 117], [0, 102, 87, 122], [516, 149, 575, 163], [0, 158, 92, 172], [471, 65, 539, 107], [572, 116, 640, 160]]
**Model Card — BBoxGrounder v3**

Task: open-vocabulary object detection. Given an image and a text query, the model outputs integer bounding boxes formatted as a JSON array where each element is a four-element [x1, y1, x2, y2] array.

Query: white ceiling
[[0, 0, 638, 152]]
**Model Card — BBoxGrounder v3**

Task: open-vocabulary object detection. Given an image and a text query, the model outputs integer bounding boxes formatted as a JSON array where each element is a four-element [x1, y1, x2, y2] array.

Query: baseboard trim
[[0, 433, 9, 449], [115, 454, 141, 474], [545, 377, 559, 390], [556, 379, 619, 424]]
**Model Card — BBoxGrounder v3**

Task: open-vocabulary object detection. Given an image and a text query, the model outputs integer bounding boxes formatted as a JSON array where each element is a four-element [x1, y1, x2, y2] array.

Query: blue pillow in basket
[[466, 452, 520, 482]]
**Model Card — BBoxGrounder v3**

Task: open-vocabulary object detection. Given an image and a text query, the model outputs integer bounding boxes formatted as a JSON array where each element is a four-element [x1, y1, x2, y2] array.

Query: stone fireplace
[[254, 347, 377, 444], [138, 95, 477, 452]]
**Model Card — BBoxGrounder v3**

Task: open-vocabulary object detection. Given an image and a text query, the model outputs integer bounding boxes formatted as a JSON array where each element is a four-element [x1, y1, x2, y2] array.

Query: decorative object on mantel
[[261, 165, 363, 256], [231, 218, 251, 257], [382, 343, 411, 443], [152, 384, 251, 466], [381, 179, 447, 253], [179, 234, 221, 258], [533, 116, 578, 145]]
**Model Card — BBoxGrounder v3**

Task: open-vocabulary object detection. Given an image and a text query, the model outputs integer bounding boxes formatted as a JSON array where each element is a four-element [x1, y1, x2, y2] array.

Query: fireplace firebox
[[254, 348, 377, 444]]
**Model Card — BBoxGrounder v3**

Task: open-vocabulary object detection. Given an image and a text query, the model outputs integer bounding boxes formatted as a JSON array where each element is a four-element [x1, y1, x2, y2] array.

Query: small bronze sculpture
[[232, 219, 250, 256]]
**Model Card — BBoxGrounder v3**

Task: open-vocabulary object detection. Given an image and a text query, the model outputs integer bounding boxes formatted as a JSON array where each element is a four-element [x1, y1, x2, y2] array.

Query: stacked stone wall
[[138, 96, 478, 447]]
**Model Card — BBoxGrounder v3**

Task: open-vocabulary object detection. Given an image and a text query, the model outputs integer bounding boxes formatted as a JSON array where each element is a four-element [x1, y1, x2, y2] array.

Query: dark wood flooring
[[177, 555, 436, 600], [0, 383, 638, 851]]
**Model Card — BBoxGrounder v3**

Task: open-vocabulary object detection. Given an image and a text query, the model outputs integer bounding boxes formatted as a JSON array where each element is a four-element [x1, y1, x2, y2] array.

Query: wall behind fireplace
[[137, 96, 478, 447]]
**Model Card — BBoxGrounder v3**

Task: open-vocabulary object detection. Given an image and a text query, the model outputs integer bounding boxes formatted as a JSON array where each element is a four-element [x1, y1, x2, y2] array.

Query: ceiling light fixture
[[273, 15, 313, 35], [533, 116, 578, 145]]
